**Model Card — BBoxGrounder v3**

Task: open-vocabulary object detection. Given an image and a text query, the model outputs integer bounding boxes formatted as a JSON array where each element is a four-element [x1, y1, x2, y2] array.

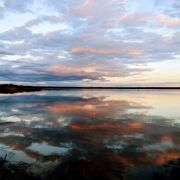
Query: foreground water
[[0, 90, 179, 179]]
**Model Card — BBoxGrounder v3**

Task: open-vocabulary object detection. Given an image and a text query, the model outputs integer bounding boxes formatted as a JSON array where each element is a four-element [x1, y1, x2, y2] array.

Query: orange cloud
[[110, 13, 180, 28], [157, 14, 180, 27], [50, 65, 82, 75], [50, 65, 97, 77], [48, 64, 98, 81], [71, 47, 143, 56]]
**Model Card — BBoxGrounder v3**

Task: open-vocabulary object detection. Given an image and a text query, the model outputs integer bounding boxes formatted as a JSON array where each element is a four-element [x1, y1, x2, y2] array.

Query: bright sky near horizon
[[0, 0, 180, 86]]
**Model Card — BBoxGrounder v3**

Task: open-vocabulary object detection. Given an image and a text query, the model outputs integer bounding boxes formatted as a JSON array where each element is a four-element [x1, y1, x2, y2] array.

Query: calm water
[[0, 90, 180, 179]]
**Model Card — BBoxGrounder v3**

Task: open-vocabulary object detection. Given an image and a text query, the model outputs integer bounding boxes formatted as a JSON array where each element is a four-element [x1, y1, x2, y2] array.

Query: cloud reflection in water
[[0, 90, 179, 179]]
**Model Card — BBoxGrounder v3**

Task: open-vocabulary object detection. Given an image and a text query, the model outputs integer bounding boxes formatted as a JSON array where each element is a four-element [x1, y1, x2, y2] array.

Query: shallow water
[[0, 90, 180, 179]]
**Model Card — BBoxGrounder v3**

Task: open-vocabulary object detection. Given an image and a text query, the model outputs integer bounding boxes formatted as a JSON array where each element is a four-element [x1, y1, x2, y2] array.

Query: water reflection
[[0, 90, 179, 179]]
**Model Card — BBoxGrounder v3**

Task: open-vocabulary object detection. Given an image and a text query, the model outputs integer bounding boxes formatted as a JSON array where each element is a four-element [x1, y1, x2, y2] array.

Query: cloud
[[156, 14, 180, 27], [0, 0, 179, 85], [74, 0, 126, 20], [0, 50, 14, 55], [70, 47, 143, 56], [3, 0, 34, 13], [0, 6, 4, 18], [111, 12, 180, 28], [0, 27, 33, 41]]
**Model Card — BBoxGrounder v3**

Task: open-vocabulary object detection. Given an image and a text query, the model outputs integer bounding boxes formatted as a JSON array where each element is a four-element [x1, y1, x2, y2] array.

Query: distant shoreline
[[0, 84, 180, 94], [42, 86, 180, 90]]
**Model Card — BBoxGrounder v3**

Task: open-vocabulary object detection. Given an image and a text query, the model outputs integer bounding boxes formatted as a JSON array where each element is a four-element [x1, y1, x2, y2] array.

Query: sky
[[0, 0, 180, 87]]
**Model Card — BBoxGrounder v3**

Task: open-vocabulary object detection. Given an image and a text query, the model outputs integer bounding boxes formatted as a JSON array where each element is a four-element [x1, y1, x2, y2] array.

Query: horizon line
[[1, 84, 180, 89]]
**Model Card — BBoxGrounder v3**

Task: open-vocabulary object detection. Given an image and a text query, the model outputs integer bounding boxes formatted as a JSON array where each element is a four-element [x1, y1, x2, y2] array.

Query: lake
[[0, 90, 180, 179]]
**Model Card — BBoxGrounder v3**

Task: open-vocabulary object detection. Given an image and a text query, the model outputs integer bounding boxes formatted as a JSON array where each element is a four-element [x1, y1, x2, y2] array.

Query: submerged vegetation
[[0, 155, 37, 180], [0, 155, 179, 180]]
